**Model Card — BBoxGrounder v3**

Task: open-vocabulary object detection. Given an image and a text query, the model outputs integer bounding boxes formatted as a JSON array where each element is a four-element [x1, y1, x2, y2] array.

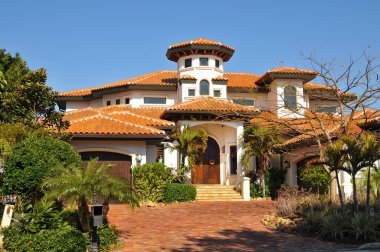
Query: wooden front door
[[192, 137, 220, 184]]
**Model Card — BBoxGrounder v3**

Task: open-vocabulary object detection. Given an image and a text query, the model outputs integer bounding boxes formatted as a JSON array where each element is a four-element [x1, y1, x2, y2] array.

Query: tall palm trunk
[[352, 174, 358, 213], [78, 197, 91, 232], [366, 167, 371, 212], [335, 170, 346, 213]]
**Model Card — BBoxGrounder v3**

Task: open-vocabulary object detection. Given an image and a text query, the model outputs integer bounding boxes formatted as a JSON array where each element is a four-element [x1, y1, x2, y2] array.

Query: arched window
[[284, 85, 297, 110], [200, 80, 210, 96]]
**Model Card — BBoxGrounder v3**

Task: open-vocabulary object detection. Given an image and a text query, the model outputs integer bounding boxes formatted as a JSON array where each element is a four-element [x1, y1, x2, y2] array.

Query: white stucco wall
[[102, 90, 177, 108], [71, 139, 149, 167], [65, 101, 90, 111]]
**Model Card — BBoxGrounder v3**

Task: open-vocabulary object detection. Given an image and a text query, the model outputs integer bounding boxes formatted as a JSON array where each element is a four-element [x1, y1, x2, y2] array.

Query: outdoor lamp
[[4, 195, 16, 205], [283, 160, 290, 169], [136, 154, 142, 166]]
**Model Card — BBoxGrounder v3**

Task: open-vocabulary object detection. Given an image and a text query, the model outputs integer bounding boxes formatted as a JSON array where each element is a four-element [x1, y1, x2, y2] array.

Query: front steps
[[195, 184, 243, 201]]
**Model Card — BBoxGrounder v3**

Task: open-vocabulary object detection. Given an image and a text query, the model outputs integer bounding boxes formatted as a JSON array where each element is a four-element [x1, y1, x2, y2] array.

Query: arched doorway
[[192, 137, 220, 184], [80, 151, 132, 182]]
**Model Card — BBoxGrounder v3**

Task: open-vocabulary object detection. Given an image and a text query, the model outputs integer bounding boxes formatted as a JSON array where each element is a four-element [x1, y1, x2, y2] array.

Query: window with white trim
[[232, 98, 254, 106], [185, 58, 192, 68], [316, 106, 337, 114], [200, 80, 210, 95], [188, 89, 195, 96], [284, 85, 297, 110], [143, 97, 167, 104], [213, 90, 221, 97], [106, 100, 111, 106], [115, 99, 121, 105], [200, 57, 209, 66]]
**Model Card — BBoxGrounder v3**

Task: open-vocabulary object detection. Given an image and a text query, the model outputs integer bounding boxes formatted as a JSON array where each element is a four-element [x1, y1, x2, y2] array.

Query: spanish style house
[[57, 38, 374, 200]]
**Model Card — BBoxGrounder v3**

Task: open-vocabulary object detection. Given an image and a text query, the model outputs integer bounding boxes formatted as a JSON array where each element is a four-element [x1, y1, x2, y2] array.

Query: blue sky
[[1, 0, 379, 92]]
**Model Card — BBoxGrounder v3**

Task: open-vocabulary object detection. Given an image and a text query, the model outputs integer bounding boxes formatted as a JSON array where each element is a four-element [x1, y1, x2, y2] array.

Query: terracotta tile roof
[[179, 75, 196, 80], [59, 71, 178, 97], [268, 67, 318, 75], [59, 71, 347, 98], [97, 105, 167, 119], [165, 97, 258, 113], [272, 110, 379, 149], [256, 67, 318, 84], [68, 115, 165, 135], [168, 38, 235, 52], [224, 72, 262, 89], [63, 106, 173, 136], [212, 76, 229, 81]]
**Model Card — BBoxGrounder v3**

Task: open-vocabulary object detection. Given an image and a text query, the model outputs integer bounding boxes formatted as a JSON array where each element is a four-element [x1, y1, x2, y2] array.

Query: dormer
[[256, 67, 318, 118], [166, 38, 235, 102]]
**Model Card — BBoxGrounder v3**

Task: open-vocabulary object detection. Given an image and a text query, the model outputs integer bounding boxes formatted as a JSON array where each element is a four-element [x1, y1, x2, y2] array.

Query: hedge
[[2, 225, 86, 252], [163, 183, 196, 203]]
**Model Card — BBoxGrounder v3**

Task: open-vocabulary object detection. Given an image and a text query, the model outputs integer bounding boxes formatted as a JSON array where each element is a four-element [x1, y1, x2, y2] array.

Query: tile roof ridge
[[224, 72, 261, 76], [108, 111, 174, 125], [71, 114, 164, 134]]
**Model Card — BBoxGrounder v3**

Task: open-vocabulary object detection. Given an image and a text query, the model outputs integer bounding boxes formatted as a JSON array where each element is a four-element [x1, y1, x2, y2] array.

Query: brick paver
[[108, 201, 356, 251]]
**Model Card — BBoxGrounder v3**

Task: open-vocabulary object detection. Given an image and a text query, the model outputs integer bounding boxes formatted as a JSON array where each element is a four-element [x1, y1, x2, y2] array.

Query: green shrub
[[98, 225, 119, 252], [250, 183, 269, 198], [3, 136, 82, 201], [163, 183, 196, 203], [133, 162, 173, 202], [267, 167, 286, 198], [2, 225, 86, 252], [299, 165, 329, 195]]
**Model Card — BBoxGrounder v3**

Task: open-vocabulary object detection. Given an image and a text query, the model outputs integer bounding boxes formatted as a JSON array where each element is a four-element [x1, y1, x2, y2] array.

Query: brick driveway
[[108, 201, 355, 251]]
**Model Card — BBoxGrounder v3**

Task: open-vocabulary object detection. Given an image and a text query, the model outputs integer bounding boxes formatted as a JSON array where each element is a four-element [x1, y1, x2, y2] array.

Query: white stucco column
[[236, 123, 244, 188]]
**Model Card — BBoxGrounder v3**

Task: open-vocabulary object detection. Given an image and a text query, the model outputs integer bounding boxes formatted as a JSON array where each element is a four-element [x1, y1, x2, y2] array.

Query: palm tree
[[340, 135, 370, 213], [323, 141, 346, 212], [241, 125, 282, 198], [43, 159, 138, 232], [360, 134, 380, 211], [168, 125, 208, 182]]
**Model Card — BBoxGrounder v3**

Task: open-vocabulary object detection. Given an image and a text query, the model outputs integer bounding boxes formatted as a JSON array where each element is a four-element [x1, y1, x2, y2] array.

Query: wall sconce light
[[222, 145, 225, 153], [3, 195, 16, 205], [158, 156, 163, 163], [283, 160, 290, 169], [136, 154, 142, 166]]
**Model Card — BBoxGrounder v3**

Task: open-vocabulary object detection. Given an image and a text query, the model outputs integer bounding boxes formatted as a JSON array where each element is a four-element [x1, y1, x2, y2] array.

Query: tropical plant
[[168, 125, 207, 182], [2, 136, 82, 203], [242, 125, 282, 197], [359, 134, 380, 211], [323, 140, 346, 212], [43, 159, 138, 232], [299, 165, 330, 195], [133, 162, 173, 203]]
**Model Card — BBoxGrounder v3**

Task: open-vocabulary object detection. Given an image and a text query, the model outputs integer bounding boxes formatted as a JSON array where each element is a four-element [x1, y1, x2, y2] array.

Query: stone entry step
[[195, 184, 243, 201]]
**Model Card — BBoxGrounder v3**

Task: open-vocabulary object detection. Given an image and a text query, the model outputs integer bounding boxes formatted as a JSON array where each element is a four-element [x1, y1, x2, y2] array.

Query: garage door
[[80, 151, 132, 182]]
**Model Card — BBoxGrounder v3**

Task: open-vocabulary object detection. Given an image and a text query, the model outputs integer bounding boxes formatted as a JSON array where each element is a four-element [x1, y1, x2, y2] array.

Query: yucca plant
[[319, 209, 350, 241], [350, 212, 380, 241]]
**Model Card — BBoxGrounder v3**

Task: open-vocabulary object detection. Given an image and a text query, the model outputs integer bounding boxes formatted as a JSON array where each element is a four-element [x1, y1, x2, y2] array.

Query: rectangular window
[[188, 89, 195, 96], [144, 97, 166, 104], [106, 100, 111, 106], [316, 106, 337, 114], [115, 99, 121, 105], [215, 59, 220, 68], [125, 98, 130, 104], [232, 99, 254, 106], [199, 57, 209, 66], [214, 90, 221, 97], [185, 58, 192, 68]]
